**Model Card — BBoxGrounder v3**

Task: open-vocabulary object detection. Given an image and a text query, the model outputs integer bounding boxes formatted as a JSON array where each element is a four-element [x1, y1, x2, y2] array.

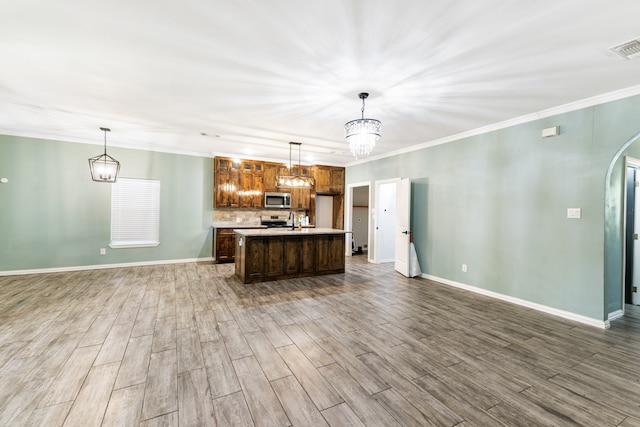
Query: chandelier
[[344, 92, 381, 158], [276, 142, 314, 188], [88, 127, 120, 182]]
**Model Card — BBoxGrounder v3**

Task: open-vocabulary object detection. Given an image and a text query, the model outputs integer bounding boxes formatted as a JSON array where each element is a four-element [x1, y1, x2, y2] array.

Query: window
[[110, 178, 160, 248]]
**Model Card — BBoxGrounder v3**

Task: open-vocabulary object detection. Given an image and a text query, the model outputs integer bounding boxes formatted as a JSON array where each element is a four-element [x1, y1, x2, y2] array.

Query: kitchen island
[[234, 228, 349, 284]]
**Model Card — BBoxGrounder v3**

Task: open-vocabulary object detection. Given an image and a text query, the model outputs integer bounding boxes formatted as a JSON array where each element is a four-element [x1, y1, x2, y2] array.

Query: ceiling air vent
[[610, 38, 640, 60]]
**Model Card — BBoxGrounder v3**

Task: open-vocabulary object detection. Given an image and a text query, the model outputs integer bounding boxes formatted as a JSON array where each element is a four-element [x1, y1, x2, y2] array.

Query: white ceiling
[[2, 0, 640, 166]]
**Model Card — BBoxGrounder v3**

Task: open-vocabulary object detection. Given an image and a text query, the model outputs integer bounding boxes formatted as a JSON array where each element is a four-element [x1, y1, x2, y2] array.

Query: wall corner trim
[[422, 274, 609, 329]]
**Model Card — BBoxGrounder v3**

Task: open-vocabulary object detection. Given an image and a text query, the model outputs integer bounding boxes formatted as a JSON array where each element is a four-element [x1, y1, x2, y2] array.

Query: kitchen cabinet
[[215, 157, 266, 209], [329, 168, 344, 194], [215, 228, 236, 263], [291, 165, 312, 209], [313, 166, 330, 193], [316, 234, 345, 272], [291, 187, 311, 210], [240, 161, 264, 209], [214, 158, 241, 208], [263, 162, 279, 193], [312, 165, 345, 194], [282, 235, 317, 274], [215, 156, 344, 225], [265, 237, 284, 278], [234, 229, 346, 284]]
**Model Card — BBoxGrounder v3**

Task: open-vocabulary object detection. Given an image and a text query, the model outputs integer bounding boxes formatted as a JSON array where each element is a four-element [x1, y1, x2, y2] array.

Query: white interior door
[[394, 178, 411, 276], [374, 181, 397, 263]]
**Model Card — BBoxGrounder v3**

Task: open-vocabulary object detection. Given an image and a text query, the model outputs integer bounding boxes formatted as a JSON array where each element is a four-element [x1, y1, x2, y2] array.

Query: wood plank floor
[[1, 256, 640, 426]]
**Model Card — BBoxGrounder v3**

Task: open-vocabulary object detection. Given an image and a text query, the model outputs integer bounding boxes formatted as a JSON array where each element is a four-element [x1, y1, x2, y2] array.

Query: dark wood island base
[[234, 228, 349, 284]]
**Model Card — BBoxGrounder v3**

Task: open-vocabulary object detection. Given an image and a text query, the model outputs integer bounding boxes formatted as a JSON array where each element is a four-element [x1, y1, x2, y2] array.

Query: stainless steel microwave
[[264, 192, 291, 209]]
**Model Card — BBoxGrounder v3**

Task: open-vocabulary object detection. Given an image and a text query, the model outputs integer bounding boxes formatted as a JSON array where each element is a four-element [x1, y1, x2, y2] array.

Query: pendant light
[[276, 142, 314, 188], [344, 92, 381, 158], [88, 127, 120, 182]]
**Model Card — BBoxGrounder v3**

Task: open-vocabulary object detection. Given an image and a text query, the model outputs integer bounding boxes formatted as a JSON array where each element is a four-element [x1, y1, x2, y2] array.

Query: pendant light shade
[[89, 127, 120, 182], [344, 92, 381, 158]]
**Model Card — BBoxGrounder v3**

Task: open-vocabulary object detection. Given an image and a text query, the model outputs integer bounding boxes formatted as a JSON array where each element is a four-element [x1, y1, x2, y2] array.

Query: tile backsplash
[[213, 209, 305, 225]]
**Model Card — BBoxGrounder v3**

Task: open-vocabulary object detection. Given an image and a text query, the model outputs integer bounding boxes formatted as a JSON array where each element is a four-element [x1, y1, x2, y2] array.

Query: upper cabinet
[[263, 162, 290, 193], [214, 157, 241, 208], [312, 165, 345, 194], [291, 187, 311, 210], [330, 168, 344, 194], [263, 162, 279, 193], [215, 157, 345, 209], [215, 157, 264, 209], [240, 161, 264, 209]]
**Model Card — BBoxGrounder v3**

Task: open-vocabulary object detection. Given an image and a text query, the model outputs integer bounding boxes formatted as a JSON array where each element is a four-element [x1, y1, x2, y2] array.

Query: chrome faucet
[[289, 211, 295, 230]]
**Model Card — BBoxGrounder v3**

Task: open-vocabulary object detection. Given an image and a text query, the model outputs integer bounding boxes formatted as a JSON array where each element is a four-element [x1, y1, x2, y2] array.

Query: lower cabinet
[[245, 238, 266, 279], [215, 228, 236, 263], [265, 238, 284, 278], [316, 234, 345, 272], [235, 233, 345, 284]]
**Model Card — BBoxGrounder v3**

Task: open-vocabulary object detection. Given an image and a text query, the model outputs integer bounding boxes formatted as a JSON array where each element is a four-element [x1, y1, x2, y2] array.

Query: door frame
[[623, 156, 640, 312], [345, 181, 372, 262]]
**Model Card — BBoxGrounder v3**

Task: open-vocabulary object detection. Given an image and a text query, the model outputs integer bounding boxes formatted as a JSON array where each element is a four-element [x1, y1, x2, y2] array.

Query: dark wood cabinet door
[[215, 158, 241, 208], [246, 238, 266, 279], [291, 187, 310, 210], [249, 172, 264, 208], [283, 237, 300, 275], [265, 237, 284, 277], [330, 168, 345, 194], [300, 237, 315, 273], [263, 163, 279, 193], [216, 229, 236, 263], [316, 234, 345, 272], [312, 165, 344, 195], [240, 161, 264, 209], [314, 166, 331, 193]]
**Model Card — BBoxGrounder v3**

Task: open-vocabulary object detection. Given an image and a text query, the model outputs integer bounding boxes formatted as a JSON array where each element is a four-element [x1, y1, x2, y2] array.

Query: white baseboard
[[607, 309, 624, 322], [422, 274, 609, 329], [0, 257, 215, 277]]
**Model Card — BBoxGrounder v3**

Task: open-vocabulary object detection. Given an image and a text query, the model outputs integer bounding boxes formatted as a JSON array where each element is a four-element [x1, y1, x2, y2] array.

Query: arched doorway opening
[[604, 130, 640, 321]]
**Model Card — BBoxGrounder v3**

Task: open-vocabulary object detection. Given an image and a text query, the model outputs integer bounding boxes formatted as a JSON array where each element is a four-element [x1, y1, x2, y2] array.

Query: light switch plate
[[542, 126, 560, 138], [567, 208, 581, 219]]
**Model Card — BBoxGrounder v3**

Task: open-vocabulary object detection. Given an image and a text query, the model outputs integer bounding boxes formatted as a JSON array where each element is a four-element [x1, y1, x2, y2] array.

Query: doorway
[[345, 182, 371, 261], [624, 157, 640, 306]]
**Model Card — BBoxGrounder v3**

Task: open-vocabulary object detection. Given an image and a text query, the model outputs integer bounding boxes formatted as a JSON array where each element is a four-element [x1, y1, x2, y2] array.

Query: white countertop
[[213, 222, 266, 229], [234, 228, 351, 237]]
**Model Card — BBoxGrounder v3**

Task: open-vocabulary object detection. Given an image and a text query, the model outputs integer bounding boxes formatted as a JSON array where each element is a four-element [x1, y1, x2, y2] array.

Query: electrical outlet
[[100, 248, 106, 255], [462, 264, 467, 272]]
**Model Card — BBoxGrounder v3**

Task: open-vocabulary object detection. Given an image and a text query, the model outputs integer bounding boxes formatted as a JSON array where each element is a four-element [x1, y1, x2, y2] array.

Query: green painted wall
[[0, 135, 213, 271], [347, 95, 640, 321]]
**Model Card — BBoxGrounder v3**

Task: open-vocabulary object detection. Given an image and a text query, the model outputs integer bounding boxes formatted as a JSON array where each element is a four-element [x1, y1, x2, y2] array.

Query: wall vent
[[610, 38, 640, 60]]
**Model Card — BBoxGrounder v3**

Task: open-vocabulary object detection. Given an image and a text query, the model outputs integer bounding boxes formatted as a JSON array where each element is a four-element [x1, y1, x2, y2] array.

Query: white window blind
[[110, 178, 160, 248]]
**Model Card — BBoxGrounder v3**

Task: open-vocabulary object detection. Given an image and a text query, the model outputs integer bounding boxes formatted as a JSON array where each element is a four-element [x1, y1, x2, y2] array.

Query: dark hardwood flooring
[[1, 256, 640, 426]]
